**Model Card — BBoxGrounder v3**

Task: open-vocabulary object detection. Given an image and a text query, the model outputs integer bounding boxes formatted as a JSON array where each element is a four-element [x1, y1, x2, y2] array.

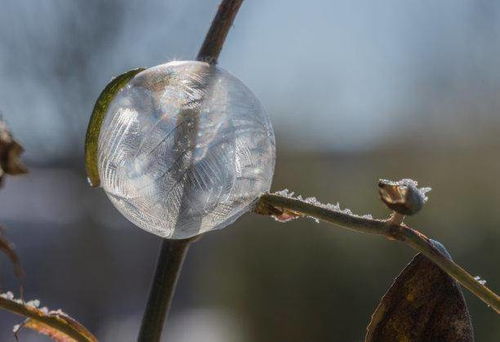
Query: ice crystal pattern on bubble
[[98, 61, 276, 239]]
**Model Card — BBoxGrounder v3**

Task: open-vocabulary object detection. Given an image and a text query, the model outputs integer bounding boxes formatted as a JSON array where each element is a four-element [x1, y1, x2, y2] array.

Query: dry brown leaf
[[366, 248, 474, 342], [0, 120, 27, 186], [0, 121, 26, 282]]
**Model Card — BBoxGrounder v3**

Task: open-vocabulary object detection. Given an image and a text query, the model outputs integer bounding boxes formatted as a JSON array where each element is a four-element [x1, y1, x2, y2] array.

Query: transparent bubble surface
[[97, 61, 276, 239]]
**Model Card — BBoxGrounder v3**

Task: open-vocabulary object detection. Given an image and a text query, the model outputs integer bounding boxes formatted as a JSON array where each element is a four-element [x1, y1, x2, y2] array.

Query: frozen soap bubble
[[97, 61, 276, 239]]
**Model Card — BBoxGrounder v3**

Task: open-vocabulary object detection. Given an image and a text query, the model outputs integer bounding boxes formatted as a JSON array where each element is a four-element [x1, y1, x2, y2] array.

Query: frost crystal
[[274, 189, 294, 197], [271, 190, 375, 221], [52, 309, 66, 316], [1, 293, 45, 314], [308, 217, 320, 223], [474, 276, 487, 285], [98, 61, 276, 239], [26, 299, 40, 308], [382, 178, 432, 202], [304, 197, 319, 205], [1, 291, 14, 300], [419, 187, 432, 202]]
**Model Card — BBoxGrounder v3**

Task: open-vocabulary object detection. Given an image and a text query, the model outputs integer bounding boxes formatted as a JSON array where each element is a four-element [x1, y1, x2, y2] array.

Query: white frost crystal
[[98, 61, 276, 239], [474, 276, 487, 285], [0, 291, 14, 300]]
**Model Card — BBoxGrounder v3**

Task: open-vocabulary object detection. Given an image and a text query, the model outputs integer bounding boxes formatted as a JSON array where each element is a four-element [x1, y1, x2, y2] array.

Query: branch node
[[388, 212, 406, 226]]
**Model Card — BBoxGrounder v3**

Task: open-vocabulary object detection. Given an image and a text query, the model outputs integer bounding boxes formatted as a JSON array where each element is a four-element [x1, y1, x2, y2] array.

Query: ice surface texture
[[97, 61, 276, 239]]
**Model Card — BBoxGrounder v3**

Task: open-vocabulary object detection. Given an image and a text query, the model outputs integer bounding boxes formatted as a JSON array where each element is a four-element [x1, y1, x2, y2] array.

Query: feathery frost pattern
[[98, 61, 275, 238]]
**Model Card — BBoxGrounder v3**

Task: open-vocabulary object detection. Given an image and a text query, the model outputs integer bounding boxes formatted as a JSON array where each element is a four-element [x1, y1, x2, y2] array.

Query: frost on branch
[[258, 189, 374, 223], [474, 276, 487, 286], [0, 292, 97, 342]]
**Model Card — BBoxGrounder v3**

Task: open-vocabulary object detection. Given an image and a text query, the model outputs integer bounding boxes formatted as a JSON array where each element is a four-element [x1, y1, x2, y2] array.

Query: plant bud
[[378, 179, 431, 216]]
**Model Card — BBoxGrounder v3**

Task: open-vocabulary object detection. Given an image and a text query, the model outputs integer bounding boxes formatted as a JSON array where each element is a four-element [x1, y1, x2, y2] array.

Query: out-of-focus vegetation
[[0, 0, 499, 341]]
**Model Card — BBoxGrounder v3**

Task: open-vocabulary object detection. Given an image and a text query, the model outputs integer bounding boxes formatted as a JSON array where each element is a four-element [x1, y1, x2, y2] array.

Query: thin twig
[[197, 0, 244, 64], [256, 193, 500, 314]]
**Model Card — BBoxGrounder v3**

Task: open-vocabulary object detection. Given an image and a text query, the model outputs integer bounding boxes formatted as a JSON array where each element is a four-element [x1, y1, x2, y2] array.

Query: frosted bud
[[378, 179, 431, 216], [93, 61, 276, 239]]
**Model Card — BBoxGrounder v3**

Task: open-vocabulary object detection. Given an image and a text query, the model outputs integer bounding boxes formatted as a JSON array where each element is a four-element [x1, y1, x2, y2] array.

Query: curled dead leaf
[[365, 244, 474, 342]]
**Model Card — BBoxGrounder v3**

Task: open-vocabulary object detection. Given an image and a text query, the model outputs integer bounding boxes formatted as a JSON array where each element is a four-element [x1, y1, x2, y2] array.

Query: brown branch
[[197, 0, 244, 64], [256, 192, 500, 314]]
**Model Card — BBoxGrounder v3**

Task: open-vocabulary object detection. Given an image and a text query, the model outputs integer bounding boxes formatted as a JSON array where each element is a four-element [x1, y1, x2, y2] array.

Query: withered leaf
[[0, 120, 27, 186], [0, 122, 25, 282], [0, 294, 97, 342], [365, 246, 474, 342]]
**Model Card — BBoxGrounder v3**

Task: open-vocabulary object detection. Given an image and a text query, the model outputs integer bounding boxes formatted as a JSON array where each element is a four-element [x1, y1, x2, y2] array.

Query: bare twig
[[256, 192, 500, 314], [197, 0, 244, 64]]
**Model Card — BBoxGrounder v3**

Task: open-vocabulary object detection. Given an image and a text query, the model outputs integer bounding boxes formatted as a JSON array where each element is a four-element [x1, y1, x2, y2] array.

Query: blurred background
[[0, 0, 499, 340]]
